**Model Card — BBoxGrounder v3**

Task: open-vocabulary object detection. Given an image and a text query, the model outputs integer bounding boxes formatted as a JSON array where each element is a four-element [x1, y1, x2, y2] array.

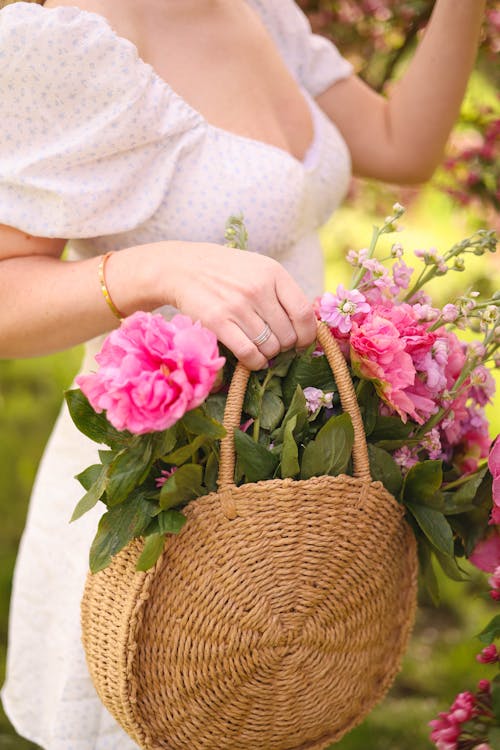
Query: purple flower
[[392, 259, 413, 290], [319, 285, 370, 334], [303, 386, 334, 414]]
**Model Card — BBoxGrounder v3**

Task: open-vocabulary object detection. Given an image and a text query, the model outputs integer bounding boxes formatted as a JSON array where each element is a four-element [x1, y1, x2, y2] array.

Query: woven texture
[[81, 323, 419, 749]]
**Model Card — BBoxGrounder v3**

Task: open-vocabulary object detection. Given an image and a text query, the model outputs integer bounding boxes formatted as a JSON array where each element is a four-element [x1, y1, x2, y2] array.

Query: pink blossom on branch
[[77, 312, 225, 434]]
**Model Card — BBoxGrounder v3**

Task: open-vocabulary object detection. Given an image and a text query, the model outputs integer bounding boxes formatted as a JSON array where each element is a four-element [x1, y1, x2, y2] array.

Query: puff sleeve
[[0, 2, 200, 238], [255, 0, 354, 97]]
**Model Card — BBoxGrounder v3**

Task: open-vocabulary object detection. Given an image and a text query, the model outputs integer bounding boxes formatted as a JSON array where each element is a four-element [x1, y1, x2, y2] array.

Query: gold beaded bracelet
[[98, 252, 125, 321]]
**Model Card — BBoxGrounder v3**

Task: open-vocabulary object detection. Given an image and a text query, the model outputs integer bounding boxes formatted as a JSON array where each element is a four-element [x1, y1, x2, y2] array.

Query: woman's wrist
[[102, 240, 188, 318]]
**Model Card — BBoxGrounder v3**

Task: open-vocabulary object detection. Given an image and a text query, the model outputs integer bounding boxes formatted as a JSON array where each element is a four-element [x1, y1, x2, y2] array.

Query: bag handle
[[217, 320, 372, 494]]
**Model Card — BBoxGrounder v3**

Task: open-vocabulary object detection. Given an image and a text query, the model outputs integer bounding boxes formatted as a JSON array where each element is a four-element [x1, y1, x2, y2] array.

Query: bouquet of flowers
[[67, 208, 499, 583]]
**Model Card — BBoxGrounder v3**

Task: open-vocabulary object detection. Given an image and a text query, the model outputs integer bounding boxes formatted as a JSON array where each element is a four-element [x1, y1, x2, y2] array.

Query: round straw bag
[[81, 322, 418, 750]]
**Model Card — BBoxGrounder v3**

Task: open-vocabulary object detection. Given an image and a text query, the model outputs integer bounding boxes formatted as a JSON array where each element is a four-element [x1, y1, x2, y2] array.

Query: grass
[[0, 186, 498, 747]]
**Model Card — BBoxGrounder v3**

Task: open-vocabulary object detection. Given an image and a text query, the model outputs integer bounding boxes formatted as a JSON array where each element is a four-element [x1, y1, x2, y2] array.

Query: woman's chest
[[131, 0, 315, 163]]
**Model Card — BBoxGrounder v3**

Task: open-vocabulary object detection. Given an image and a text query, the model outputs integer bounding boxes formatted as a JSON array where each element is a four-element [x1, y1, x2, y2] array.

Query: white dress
[[0, 1, 352, 747]]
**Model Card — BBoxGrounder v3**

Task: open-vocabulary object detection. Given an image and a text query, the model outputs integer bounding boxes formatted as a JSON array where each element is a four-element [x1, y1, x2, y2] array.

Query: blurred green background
[[0, 179, 498, 749]]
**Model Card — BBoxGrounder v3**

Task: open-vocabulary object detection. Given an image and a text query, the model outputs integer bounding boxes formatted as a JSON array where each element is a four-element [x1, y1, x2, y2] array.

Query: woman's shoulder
[[42, 0, 142, 49], [0, 0, 201, 239]]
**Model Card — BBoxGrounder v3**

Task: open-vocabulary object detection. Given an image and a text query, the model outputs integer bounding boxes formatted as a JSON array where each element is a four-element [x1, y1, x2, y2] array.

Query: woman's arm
[[0, 225, 316, 369], [317, 0, 486, 184]]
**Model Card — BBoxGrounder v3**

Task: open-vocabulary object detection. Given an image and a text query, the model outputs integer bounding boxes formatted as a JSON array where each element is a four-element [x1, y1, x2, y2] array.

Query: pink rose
[[77, 312, 225, 434]]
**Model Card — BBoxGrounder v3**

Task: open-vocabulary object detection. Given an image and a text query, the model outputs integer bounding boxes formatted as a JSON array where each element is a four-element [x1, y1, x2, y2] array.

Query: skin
[[0, 0, 487, 367]]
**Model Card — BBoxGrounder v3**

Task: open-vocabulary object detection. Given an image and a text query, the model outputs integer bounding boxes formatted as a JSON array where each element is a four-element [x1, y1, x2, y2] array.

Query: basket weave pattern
[[81, 324, 418, 750]]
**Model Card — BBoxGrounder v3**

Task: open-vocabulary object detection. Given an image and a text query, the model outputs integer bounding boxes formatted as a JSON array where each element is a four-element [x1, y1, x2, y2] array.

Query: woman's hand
[[148, 240, 318, 370]]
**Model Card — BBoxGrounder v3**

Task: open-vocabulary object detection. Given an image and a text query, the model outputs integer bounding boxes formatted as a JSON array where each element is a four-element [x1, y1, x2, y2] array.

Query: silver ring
[[252, 323, 272, 347]]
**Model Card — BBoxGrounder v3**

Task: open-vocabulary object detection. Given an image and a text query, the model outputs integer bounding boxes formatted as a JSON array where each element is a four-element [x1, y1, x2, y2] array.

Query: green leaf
[[259, 390, 285, 431], [159, 463, 203, 510], [182, 409, 226, 439], [443, 468, 489, 515], [71, 465, 108, 522], [491, 675, 500, 724], [65, 389, 126, 448], [283, 350, 337, 405], [433, 548, 468, 582], [75, 464, 102, 491], [98, 449, 115, 465], [300, 413, 354, 480], [163, 435, 207, 466], [356, 380, 378, 437], [418, 540, 440, 606], [151, 426, 178, 459], [234, 428, 279, 482], [403, 460, 443, 509], [406, 502, 454, 558], [272, 385, 308, 443], [268, 350, 295, 377], [370, 416, 414, 442], [135, 533, 165, 572], [157, 509, 187, 535], [477, 615, 500, 645], [204, 451, 219, 493], [243, 373, 262, 418], [106, 440, 154, 507], [367, 444, 403, 496], [204, 393, 227, 424], [450, 503, 493, 557], [281, 415, 299, 478], [88, 491, 154, 572]]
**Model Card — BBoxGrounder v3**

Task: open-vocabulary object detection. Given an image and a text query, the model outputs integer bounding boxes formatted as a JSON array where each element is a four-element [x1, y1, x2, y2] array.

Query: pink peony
[[470, 529, 500, 573], [77, 312, 225, 435]]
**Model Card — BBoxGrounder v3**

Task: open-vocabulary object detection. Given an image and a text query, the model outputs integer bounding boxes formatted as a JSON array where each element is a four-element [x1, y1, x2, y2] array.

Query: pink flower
[[489, 437, 500, 514], [476, 644, 499, 664], [392, 259, 413, 290], [77, 312, 225, 434], [470, 529, 500, 573], [489, 565, 500, 592], [349, 312, 418, 422], [470, 366, 496, 406], [319, 285, 370, 334], [393, 445, 419, 472], [478, 680, 491, 693], [442, 304, 459, 323], [473, 744, 493, 750], [429, 691, 475, 750]]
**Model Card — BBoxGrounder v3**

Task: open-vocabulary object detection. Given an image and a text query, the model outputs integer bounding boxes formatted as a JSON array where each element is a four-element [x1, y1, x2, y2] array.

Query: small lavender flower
[[441, 303, 459, 323], [303, 387, 334, 414]]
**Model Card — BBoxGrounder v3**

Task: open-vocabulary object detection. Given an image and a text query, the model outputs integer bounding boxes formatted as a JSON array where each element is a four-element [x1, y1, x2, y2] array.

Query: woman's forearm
[[319, 0, 486, 183], [0, 244, 169, 358], [387, 0, 486, 178]]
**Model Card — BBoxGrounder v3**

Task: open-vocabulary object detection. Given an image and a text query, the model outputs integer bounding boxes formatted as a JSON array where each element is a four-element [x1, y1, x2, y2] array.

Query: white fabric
[[0, 1, 352, 747]]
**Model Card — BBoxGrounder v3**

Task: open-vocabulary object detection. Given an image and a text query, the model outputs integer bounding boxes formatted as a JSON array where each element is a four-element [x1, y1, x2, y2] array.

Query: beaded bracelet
[[98, 252, 125, 321]]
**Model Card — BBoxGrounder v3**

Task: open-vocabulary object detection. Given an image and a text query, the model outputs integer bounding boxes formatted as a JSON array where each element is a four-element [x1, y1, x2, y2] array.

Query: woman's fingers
[[274, 269, 317, 348], [217, 320, 269, 371]]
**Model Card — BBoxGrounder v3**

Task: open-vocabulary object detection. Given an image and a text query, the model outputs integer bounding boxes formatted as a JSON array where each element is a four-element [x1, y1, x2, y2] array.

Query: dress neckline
[[32, 1, 322, 172]]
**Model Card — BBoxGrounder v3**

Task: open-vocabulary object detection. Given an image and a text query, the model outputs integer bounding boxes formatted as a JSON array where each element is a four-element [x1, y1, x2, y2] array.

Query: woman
[[0, 0, 486, 747]]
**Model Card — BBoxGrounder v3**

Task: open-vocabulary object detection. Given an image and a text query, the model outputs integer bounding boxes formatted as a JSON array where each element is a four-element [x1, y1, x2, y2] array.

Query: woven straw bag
[[81, 322, 418, 750]]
